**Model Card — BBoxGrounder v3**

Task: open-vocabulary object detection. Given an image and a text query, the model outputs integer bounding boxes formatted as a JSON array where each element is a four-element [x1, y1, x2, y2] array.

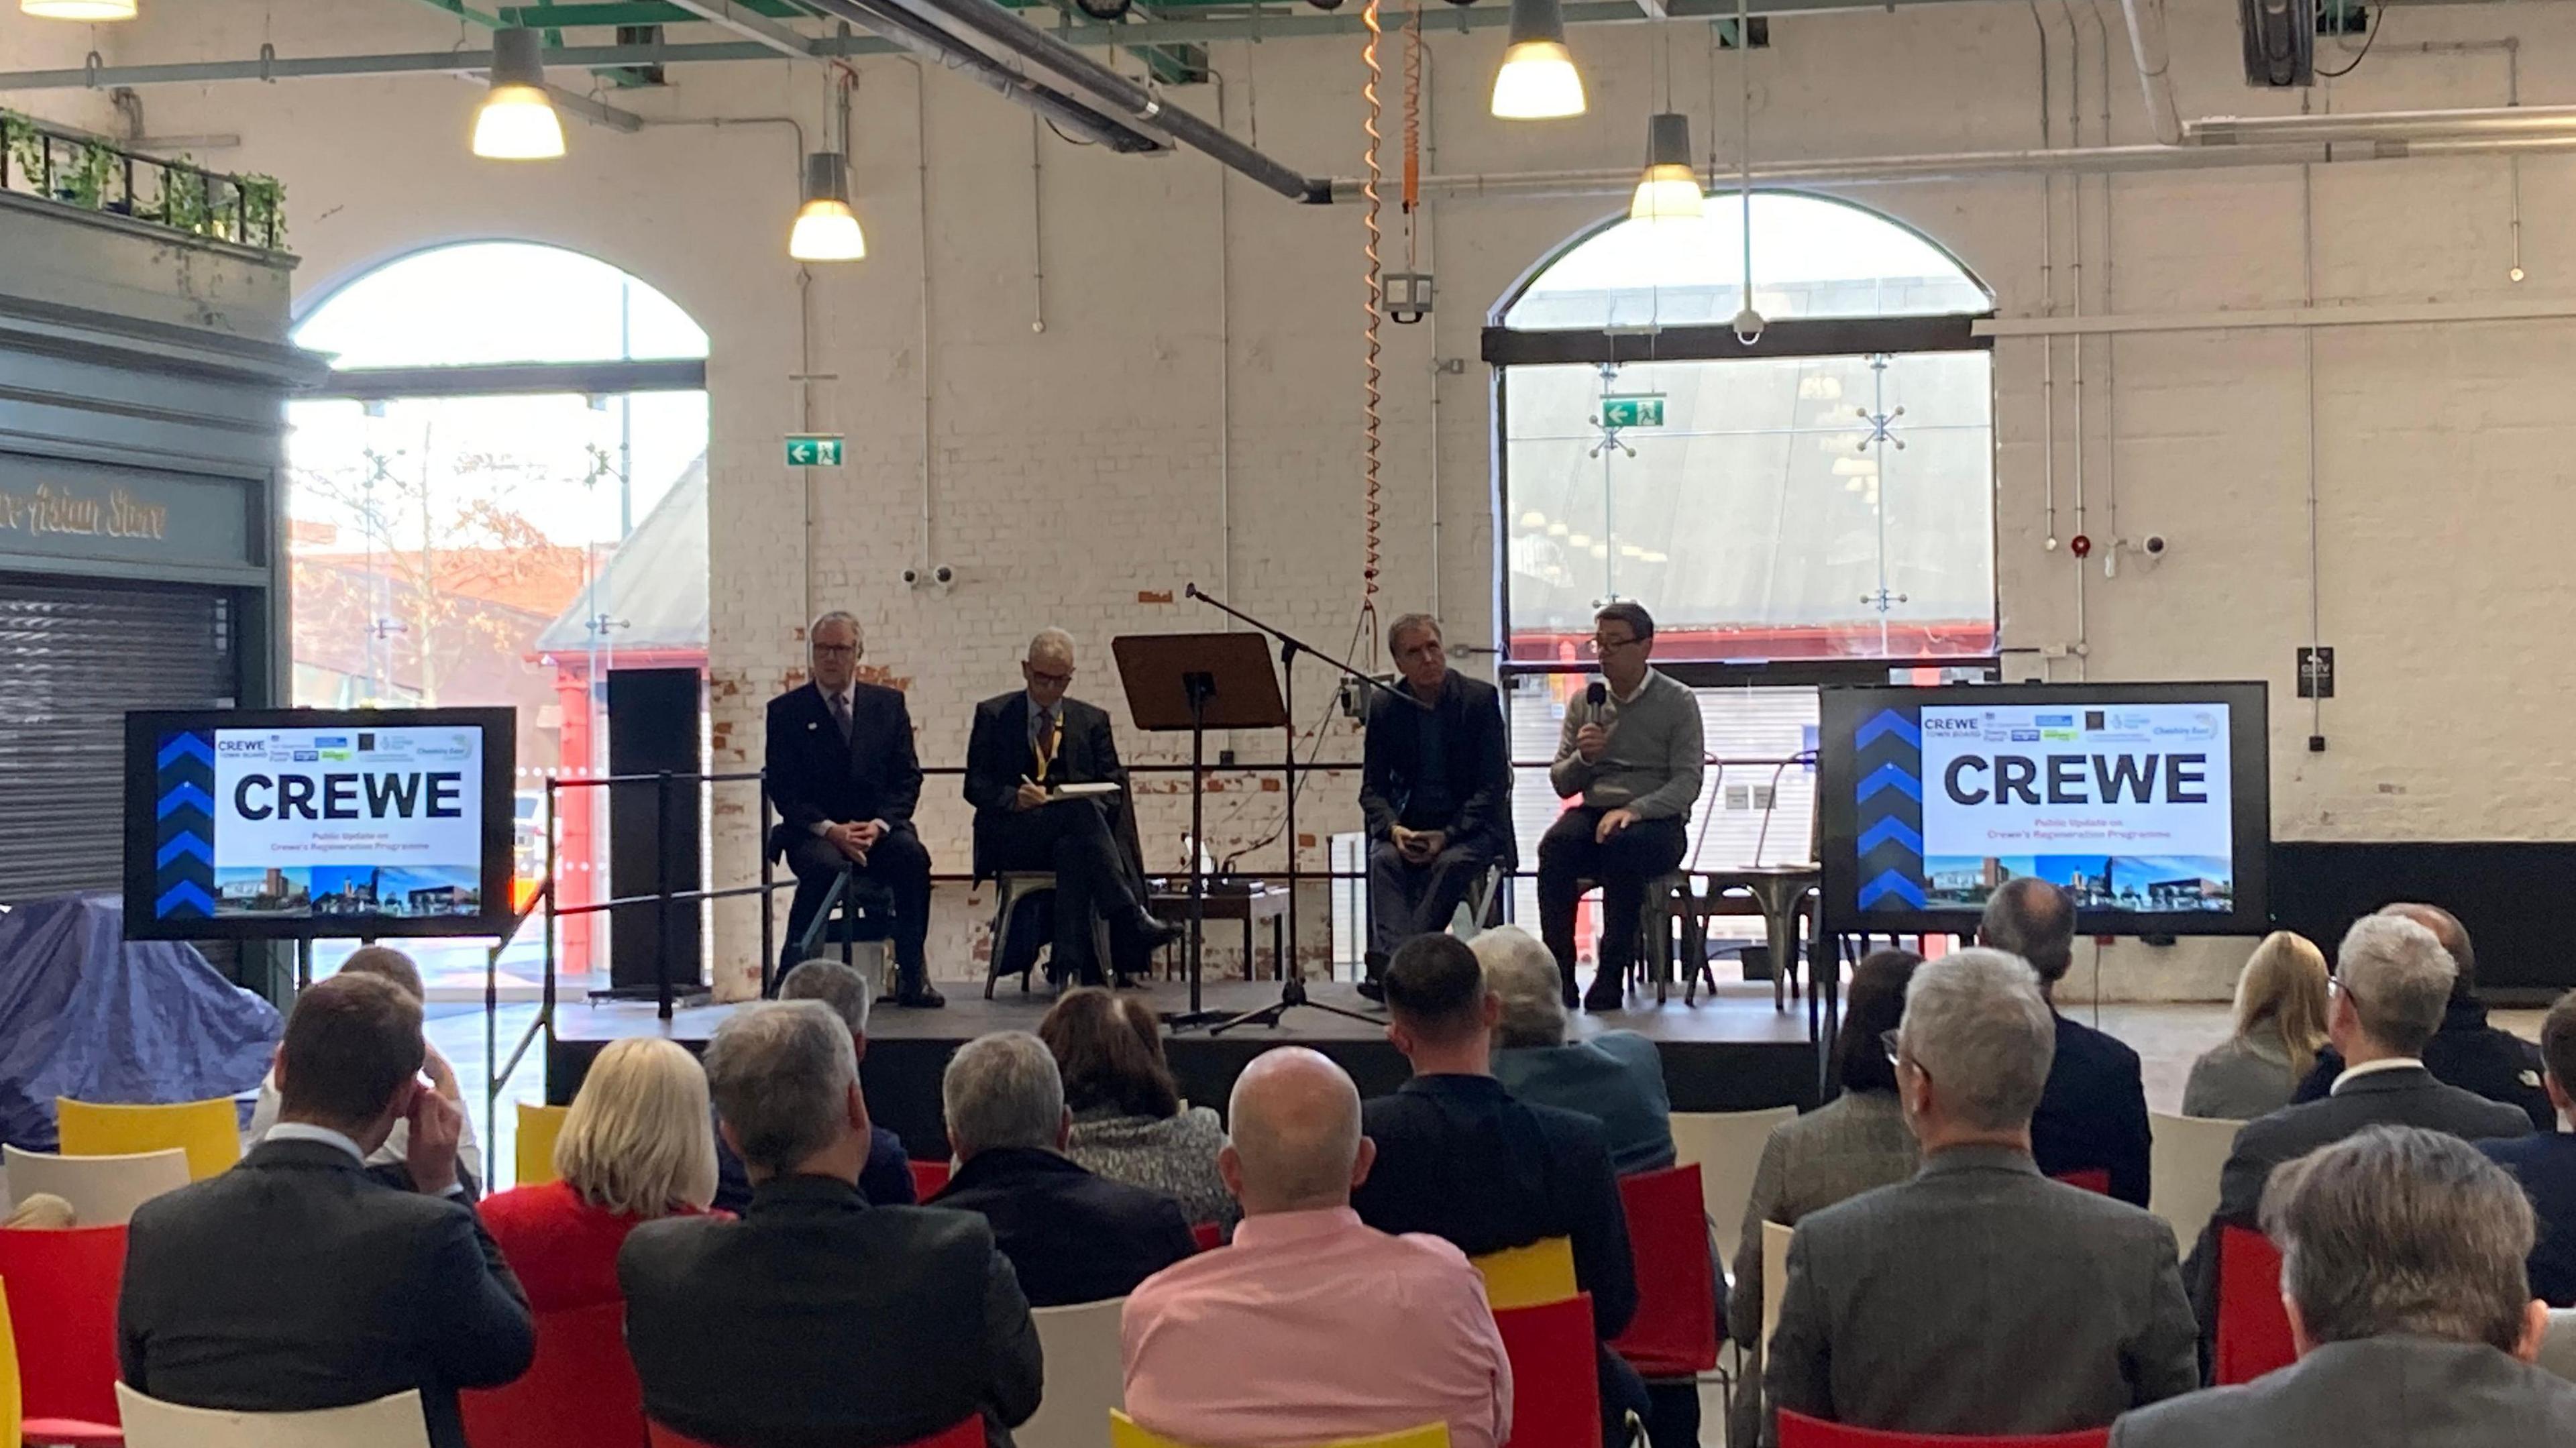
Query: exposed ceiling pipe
[[2188, 103, 2576, 146], [801, 0, 1165, 152], [2115, 0, 2180, 146]]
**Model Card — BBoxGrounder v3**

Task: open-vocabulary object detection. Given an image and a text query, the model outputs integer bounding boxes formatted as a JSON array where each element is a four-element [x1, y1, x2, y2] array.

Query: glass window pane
[[295, 241, 710, 368]]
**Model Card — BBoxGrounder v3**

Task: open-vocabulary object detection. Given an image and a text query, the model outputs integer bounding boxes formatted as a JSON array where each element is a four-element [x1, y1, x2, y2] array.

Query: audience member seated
[[1358, 612, 1515, 995], [712, 958, 914, 1215], [2482, 990, 2576, 1308], [621, 1002, 1040, 1448], [480, 1038, 721, 1314], [1764, 949, 2196, 1446], [2112, 1125, 2576, 1446], [1122, 1046, 1513, 1448], [246, 945, 485, 1188], [2184, 932, 2330, 1120], [1350, 934, 1650, 1448], [1473, 925, 1675, 1174], [1982, 878, 2152, 1205], [1729, 948, 1922, 1448], [2186, 912, 2532, 1345], [3, 1192, 75, 1229], [2292, 903, 2552, 1131], [1039, 987, 1237, 1232], [117, 974, 534, 1448], [930, 1030, 1196, 1307]]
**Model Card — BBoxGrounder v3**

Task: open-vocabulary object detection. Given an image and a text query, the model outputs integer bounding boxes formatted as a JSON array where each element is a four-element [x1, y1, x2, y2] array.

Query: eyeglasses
[[812, 643, 859, 659], [1880, 1028, 1904, 1068], [1027, 668, 1074, 687], [1588, 634, 1642, 655]]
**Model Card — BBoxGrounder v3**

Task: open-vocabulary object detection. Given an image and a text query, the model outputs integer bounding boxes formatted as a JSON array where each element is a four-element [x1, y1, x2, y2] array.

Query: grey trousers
[[1366, 838, 1495, 959]]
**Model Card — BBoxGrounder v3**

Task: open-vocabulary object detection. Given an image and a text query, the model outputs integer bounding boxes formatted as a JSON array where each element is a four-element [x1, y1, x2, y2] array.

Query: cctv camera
[[1731, 306, 1766, 347], [932, 564, 956, 586], [900, 567, 922, 588], [2143, 534, 2167, 556]]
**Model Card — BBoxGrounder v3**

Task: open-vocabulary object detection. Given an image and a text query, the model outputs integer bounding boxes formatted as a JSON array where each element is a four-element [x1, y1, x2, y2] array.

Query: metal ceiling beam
[[398, 0, 510, 27], [658, 0, 818, 57], [545, 82, 651, 129]]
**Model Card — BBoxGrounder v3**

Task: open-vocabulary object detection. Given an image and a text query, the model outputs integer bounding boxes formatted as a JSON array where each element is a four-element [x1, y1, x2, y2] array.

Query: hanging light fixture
[[472, 27, 566, 160], [789, 152, 867, 262], [1728, 0, 1766, 344], [20, 0, 136, 17], [1629, 113, 1703, 223], [1490, 0, 1584, 120]]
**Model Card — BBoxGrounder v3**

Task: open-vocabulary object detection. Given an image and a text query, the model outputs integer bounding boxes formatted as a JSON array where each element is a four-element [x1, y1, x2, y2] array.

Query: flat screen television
[[123, 706, 517, 940], [1817, 681, 2270, 936]]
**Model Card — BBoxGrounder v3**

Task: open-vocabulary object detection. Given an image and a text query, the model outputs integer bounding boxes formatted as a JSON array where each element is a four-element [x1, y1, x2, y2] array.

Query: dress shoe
[[1134, 915, 1187, 953], [1582, 979, 1626, 1013], [895, 981, 947, 1009], [1357, 950, 1389, 1003]]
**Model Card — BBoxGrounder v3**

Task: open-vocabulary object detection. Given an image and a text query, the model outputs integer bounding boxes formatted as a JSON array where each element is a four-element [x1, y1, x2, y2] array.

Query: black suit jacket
[[116, 1139, 535, 1448], [929, 1146, 1197, 1307], [765, 681, 924, 857], [1350, 1073, 1637, 1339], [2481, 1133, 2576, 1307], [2031, 1011, 2153, 1207], [2292, 998, 2552, 1132], [620, 1174, 1042, 1448], [1358, 671, 1517, 867], [962, 693, 1142, 883]]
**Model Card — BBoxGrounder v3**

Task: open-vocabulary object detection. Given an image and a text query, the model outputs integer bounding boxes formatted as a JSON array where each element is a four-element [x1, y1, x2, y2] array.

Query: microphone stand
[[1181, 583, 1416, 1033]]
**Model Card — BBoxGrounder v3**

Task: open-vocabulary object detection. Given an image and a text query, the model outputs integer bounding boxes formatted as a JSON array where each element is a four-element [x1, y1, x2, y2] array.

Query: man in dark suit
[[963, 628, 1177, 987], [2483, 991, 2576, 1306], [117, 974, 535, 1448], [1350, 934, 1650, 1448], [767, 610, 941, 1007], [930, 1030, 1197, 1306], [2291, 903, 2551, 1131], [2115, 1126, 2576, 1447], [622, 1001, 1042, 1448], [711, 960, 915, 1215], [1358, 614, 1516, 997], [1981, 877, 2152, 1205], [1764, 949, 2196, 1446], [2184, 912, 2532, 1347]]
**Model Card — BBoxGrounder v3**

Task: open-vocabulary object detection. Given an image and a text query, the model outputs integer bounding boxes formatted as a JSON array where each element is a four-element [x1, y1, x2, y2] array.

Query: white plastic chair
[[1760, 1220, 1792, 1353], [1670, 1106, 1796, 1260], [2540, 1308, 2576, 1384], [1018, 1296, 1127, 1448], [117, 1384, 432, 1448], [2147, 1112, 2246, 1251], [5, 1145, 191, 1227]]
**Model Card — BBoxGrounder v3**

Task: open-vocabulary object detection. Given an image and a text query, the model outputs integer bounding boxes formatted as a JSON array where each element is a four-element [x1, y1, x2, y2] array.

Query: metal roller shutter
[[0, 576, 237, 906]]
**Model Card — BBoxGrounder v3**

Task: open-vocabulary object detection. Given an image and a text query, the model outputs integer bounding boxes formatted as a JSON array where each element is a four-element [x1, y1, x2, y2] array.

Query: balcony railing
[[1, 110, 286, 254]]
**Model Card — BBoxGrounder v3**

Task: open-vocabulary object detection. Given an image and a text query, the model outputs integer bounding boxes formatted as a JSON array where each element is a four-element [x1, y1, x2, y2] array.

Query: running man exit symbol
[[1599, 395, 1666, 429], [786, 434, 845, 467]]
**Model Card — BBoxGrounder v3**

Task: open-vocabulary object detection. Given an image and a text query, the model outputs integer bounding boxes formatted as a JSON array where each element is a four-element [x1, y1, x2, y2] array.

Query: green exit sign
[[1600, 395, 1666, 429], [786, 433, 845, 467]]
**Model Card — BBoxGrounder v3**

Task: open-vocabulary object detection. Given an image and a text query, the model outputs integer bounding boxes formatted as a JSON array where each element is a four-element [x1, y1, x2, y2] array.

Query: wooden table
[[1150, 886, 1291, 981]]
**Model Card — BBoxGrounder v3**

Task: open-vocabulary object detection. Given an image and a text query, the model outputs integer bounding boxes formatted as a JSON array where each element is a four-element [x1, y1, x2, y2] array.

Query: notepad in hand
[[1048, 781, 1122, 801]]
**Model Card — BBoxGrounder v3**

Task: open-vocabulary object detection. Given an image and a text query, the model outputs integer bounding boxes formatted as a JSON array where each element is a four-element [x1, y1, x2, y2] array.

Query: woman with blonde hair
[[2183, 930, 2330, 1119], [480, 1037, 722, 1313]]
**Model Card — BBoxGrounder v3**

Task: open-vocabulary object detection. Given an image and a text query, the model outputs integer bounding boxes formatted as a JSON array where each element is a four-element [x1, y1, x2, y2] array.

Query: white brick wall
[[23, 0, 2576, 1000]]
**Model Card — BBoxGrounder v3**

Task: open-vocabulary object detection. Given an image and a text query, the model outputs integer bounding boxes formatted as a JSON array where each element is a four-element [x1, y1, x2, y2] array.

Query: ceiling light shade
[[789, 152, 867, 262], [1629, 112, 1704, 222], [21, 0, 136, 17], [1491, 0, 1583, 119], [473, 28, 565, 160]]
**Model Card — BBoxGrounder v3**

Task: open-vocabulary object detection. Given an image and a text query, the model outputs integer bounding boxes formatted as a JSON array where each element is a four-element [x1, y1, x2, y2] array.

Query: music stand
[[1112, 632, 1286, 1026]]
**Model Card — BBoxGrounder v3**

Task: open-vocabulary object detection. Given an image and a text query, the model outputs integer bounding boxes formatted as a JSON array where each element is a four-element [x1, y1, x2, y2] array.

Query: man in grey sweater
[[1538, 600, 1704, 1011]]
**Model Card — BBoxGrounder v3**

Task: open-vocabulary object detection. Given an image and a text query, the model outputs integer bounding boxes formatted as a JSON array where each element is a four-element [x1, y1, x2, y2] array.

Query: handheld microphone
[[1586, 680, 1607, 710]]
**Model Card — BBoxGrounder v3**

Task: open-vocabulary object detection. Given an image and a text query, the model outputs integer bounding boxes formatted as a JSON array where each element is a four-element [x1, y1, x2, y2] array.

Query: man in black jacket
[[767, 610, 941, 1006], [710, 960, 916, 1215], [930, 1030, 1197, 1306], [2288, 903, 2551, 1131], [1358, 614, 1516, 996], [1982, 877, 2153, 1207], [963, 628, 1176, 987], [1350, 934, 1649, 1448], [117, 974, 534, 1448], [623, 1001, 1042, 1448]]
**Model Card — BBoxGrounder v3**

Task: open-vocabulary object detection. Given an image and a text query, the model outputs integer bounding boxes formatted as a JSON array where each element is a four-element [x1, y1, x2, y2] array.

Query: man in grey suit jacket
[[2185, 913, 2532, 1341], [1764, 950, 2197, 1445], [2116, 1125, 2576, 1446]]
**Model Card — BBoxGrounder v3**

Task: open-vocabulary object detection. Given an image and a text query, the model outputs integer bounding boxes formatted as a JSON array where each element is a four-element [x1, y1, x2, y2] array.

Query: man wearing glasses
[[1534, 601, 1705, 1012], [765, 611, 941, 1007], [963, 628, 1180, 987]]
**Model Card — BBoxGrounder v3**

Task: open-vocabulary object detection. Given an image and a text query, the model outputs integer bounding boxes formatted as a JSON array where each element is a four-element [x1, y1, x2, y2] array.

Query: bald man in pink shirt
[[1120, 1046, 1513, 1448]]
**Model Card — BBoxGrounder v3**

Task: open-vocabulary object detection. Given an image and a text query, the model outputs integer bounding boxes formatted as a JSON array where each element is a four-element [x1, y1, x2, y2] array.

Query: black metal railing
[[0, 110, 286, 252]]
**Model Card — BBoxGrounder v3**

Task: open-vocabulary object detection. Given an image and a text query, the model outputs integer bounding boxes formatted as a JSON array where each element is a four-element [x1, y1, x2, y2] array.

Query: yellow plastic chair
[[516, 1103, 571, 1188], [56, 1098, 241, 1182], [1470, 1235, 1577, 1311], [1112, 1409, 1446, 1448]]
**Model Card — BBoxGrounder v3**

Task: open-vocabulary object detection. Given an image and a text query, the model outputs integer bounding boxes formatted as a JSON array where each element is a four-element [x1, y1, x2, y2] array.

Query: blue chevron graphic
[[1853, 710, 1921, 750], [156, 782, 215, 818], [1856, 762, 1923, 804], [155, 880, 218, 917], [1857, 816, 1925, 857], [156, 732, 215, 770], [156, 832, 213, 868], [1857, 870, 1929, 909]]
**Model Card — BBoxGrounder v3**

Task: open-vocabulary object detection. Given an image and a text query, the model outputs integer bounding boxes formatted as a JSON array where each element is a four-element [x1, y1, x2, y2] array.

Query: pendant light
[[1728, 0, 1766, 343], [472, 27, 566, 161], [789, 152, 867, 262], [21, 0, 136, 17], [1490, 0, 1585, 120], [1629, 113, 1703, 223]]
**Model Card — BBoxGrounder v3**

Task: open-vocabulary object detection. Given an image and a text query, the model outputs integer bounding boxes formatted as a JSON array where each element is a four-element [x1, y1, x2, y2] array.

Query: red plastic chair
[[910, 1159, 953, 1200], [651, 1414, 983, 1448], [1776, 1410, 2109, 1447], [0, 1223, 128, 1427], [1607, 1164, 1719, 1378], [2214, 1225, 2296, 1384], [459, 1300, 641, 1448], [2049, 1169, 2111, 1196], [1189, 1222, 1222, 1253], [1493, 1292, 1599, 1448]]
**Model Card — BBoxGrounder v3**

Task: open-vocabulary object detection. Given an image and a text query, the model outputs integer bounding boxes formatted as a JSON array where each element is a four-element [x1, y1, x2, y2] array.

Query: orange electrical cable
[[1360, 0, 1384, 610]]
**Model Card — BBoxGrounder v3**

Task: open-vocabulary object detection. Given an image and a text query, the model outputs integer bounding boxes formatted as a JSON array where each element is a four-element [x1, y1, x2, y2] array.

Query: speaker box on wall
[[606, 667, 703, 993]]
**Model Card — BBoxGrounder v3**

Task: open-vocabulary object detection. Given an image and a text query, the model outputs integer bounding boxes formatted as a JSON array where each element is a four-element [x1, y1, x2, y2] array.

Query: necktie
[[1035, 710, 1060, 782], [830, 691, 853, 744]]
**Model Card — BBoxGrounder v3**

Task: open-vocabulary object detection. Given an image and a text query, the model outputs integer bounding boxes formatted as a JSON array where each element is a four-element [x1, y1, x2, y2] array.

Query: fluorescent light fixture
[[789, 152, 867, 262], [473, 29, 565, 160], [1630, 113, 1704, 222], [1491, 0, 1584, 119], [21, 0, 136, 17]]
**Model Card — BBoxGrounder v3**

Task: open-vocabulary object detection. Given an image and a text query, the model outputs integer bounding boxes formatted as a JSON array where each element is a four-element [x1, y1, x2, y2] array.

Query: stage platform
[[549, 979, 1825, 1158]]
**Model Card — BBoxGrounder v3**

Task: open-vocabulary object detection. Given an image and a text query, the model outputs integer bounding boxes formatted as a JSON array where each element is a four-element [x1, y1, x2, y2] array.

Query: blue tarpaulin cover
[[0, 893, 280, 1151]]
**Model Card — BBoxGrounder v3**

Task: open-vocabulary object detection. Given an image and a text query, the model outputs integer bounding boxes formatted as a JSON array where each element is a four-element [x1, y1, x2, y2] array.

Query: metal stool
[[983, 871, 1113, 998], [782, 869, 894, 996], [1574, 871, 1690, 1005]]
